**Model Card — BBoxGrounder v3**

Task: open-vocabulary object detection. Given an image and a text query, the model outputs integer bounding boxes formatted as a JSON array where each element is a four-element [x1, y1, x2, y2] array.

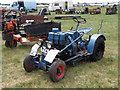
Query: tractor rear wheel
[[23, 55, 36, 72], [49, 59, 66, 82], [5, 40, 17, 48], [90, 37, 105, 61]]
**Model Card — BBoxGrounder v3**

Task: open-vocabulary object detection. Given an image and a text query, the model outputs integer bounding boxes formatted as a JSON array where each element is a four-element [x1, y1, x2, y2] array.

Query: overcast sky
[[0, 0, 119, 4]]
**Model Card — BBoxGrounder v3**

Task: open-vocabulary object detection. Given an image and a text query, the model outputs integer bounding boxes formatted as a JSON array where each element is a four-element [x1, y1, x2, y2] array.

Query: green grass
[[1, 7, 118, 88]]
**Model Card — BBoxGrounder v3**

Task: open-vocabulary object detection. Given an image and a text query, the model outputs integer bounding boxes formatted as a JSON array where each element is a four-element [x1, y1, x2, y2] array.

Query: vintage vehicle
[[106, 5, 117, 15], [88, 7, 101, 14], [23, 17, 106, 82], [2, 10, 61, 48], [7, 0, 37, 11]]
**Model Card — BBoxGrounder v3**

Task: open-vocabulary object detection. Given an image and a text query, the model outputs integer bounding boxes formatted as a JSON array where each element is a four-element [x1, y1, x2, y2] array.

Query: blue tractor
[[23, 17, 106, 82]]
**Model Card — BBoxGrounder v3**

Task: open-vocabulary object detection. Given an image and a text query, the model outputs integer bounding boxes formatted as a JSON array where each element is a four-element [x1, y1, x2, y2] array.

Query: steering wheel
[[73, 17, 87, 24]]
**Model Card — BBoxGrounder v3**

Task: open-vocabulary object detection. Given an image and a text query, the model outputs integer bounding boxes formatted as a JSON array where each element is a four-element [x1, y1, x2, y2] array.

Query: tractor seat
[[77, 27, 93, 34]]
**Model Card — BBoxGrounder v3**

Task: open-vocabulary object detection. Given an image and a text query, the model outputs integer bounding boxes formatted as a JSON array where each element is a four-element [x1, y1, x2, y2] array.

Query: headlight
[[46, 41, 52, 49]]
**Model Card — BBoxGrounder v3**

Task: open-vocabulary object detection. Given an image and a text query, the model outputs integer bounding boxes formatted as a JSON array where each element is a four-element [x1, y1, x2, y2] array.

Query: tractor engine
[[48, 31, 83, 59], [4, 14, 17, 32], [6, 22, 14, 31]]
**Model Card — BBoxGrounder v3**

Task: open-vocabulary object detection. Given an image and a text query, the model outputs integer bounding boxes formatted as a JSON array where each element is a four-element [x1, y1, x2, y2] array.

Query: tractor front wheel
[[23, 55, 36, 72], [5, 40, 17, 48], [49, 59, 66, 82], [90, 37, 105, 61]]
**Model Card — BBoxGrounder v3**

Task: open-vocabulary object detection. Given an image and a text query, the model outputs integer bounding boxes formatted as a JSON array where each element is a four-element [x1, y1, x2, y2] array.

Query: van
[[48, 0, 73, 11], [7, 0, 37, 11]]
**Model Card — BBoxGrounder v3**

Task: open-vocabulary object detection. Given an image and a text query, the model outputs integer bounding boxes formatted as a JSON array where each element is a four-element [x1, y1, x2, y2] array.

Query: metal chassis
[[31, 32, 87, 71], [28, 17, 106, 72]]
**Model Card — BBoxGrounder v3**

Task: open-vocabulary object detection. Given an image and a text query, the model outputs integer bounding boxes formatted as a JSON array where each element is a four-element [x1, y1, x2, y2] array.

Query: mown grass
[[1, 6, 118, 88]]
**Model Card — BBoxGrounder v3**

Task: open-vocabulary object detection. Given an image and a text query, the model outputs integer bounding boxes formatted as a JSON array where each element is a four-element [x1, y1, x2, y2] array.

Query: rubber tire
[[49, 59, 66, 82], [23, 55, 36, 72], [5, 40, 17, 48], [90, 37, 105, 62]]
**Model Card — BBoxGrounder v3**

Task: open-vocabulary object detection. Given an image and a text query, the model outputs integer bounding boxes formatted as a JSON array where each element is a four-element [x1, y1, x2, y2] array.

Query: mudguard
[[87, 34, 106, 54]]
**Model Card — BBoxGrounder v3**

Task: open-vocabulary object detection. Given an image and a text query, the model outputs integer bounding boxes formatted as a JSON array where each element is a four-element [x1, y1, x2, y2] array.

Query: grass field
[[1, 7, 118, 88]]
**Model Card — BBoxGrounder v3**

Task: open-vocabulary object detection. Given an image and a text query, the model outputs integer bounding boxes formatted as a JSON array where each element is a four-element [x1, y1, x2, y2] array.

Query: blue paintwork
[[34, 61, 46, 71], [87, 34, 106, 54], [33, 55, 47, 71], [48, 31, 81, 46], [33, 33, 105, 70], [52, 28, 59, 33], [33, 33, 105, 71], [60, 33, 84, 53], [77, 27, 93, 34], [7, 0, 36, 11], [67, 35, 78, 56]]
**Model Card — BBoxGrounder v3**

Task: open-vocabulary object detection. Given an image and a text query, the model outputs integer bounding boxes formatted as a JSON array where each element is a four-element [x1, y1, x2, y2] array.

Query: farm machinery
[[81, 7, 89, 14], [80, 7, 101, 15], [23, 17, 106, 82], [2, 9, 61, 48], [106, 5, 117, 15], [88, 7, 101, 14]]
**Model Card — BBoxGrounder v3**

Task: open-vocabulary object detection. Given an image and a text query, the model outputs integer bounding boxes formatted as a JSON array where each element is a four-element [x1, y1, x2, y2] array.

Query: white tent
[[48, 0, 73, 11]]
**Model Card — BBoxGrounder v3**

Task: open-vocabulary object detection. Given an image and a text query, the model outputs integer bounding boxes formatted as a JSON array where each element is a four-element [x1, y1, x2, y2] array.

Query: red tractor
[[2, 9, 61, 48]]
